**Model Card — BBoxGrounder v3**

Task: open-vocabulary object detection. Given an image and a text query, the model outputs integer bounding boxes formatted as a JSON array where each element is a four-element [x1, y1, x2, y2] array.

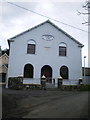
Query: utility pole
[[84, 56, 86, 81], [77, 0, 90, 25]]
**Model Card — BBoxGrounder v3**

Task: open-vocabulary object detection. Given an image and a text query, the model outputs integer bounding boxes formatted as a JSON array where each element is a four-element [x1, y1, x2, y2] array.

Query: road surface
[[2, 87, 89, 118], [23, 91, 88, 118]]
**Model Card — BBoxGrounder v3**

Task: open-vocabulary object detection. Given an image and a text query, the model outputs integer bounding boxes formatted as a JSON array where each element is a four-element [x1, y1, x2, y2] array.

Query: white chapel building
[[7, 20, 84, 86]]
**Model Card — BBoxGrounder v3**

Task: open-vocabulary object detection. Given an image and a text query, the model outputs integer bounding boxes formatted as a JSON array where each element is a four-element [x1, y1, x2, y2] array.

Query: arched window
[[24, 64, 34, 78], [59, 42, 67, 56], [27, 40, 36, 54], [60, 66, 69, 79]]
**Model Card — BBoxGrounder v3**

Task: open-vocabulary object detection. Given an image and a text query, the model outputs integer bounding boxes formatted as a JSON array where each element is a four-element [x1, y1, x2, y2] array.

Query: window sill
[[59, 55, 68, 57], [26, 53, 37, 55]]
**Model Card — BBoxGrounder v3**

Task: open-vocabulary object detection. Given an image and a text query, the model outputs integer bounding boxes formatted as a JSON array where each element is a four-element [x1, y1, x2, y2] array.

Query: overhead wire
[[7, 1, 88, 33]]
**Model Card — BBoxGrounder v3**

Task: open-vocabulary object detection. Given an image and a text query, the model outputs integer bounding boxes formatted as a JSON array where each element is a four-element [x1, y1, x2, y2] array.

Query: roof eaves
[[0, 53, 9, 59], [8, 20, 84, 47], [8, 20, 49, 41], [47, 20, 84, 47], [0, 65, 8, 69]]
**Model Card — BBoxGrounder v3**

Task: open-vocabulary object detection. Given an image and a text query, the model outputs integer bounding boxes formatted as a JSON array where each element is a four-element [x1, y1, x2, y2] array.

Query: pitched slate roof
[[8, 20, 84, 47]]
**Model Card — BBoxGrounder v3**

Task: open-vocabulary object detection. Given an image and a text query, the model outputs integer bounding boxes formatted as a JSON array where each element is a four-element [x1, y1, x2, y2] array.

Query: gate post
[[41, 75, 46, 90], [78, 78, 83, 85], [58, 76, 63, 88]]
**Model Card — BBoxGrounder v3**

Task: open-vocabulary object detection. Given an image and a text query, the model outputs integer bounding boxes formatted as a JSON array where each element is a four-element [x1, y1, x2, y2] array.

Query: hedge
[[8, 77, 24, 90]]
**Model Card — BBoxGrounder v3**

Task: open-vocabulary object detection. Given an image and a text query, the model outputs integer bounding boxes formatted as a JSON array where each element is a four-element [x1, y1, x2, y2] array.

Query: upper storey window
[[27, 40, 36, 54], [59, 42, 67, 56]]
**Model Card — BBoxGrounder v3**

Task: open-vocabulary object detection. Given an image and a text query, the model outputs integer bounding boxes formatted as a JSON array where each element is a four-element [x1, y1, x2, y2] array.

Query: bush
[[79, 84, 90, 91], [59, 84, 90, 91], [8, 77, 24, 90], [61, 85, 78, 91]]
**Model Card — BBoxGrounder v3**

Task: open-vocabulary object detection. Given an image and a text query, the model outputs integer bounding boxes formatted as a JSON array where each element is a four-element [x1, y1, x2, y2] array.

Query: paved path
[[23, 92, 88, 118], [46, 83, 56, 88]]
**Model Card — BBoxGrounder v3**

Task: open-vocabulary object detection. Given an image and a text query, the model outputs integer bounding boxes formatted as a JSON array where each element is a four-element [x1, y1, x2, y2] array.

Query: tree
[[77, 0, 90, 25]]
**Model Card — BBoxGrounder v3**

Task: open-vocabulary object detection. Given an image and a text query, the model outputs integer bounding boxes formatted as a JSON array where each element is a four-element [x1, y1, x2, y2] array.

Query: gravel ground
[[2, 87, 89, 119]]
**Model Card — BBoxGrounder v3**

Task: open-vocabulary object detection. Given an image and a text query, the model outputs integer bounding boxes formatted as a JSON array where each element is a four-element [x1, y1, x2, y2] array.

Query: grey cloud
[[2, 2, 39, 26]]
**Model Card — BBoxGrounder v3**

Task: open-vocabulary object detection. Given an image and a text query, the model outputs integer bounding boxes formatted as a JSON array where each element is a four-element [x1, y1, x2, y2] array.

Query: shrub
[[8, 77, 24, 90], [79, 84, 90, 91], [60, 84, 90, 91]]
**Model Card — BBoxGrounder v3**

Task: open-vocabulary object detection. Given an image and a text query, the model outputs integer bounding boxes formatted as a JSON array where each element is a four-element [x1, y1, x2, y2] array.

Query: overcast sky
[[0, 0, 89, 67]]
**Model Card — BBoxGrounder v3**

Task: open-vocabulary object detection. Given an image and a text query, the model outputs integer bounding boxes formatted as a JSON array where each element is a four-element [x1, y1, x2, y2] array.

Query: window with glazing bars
[[27, 44, 35, 54], [59, 46, 66, 56]]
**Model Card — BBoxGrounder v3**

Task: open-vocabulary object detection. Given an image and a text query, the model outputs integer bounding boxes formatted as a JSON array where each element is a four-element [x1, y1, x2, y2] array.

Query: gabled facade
[[7, 20, 84, 86], [0, 53, 9, 82]]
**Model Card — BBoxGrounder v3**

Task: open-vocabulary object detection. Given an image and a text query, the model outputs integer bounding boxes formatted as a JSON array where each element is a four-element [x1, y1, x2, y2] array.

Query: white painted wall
[[7, 22, 82, 84]]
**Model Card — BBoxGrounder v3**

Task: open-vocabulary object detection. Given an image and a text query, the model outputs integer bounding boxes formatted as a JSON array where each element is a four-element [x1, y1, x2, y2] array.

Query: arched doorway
[[41, 65, 52, 82], [24, 64, 34, 78], [60, 66, 69, 79]]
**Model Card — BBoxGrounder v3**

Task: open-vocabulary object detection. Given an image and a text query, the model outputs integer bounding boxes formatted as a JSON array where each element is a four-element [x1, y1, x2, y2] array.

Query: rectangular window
[[59, 46, 66, 56], [27, 44, 35, 54]]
